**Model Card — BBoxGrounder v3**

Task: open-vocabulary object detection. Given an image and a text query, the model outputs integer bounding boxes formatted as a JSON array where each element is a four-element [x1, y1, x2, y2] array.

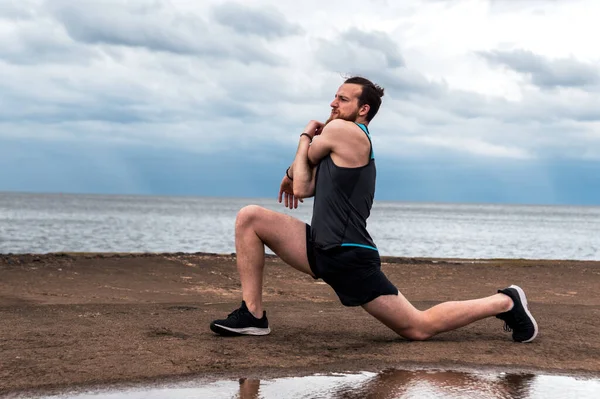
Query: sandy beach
[[1, 252, 599, 396]]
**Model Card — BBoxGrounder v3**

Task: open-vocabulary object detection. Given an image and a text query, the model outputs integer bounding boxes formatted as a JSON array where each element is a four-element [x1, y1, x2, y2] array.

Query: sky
[[1, 0, 599, 205]]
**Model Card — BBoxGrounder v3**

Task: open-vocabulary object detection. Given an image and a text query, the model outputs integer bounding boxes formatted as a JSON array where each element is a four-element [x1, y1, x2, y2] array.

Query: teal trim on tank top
[[355, 123, 374, 159], [341, 243, 378, 251]]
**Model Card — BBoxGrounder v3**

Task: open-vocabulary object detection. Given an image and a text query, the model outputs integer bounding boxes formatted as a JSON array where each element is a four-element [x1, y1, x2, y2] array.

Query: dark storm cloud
[[211, 2, 303, 39], [477, 49, 600, 89]]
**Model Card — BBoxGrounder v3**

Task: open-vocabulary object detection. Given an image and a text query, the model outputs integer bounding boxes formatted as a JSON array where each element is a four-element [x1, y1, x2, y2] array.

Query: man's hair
[[344, 76, 385, 122]]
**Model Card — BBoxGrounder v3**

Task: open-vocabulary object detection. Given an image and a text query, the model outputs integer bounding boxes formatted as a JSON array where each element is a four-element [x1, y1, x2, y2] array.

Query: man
[[210, 76, 538, 343]]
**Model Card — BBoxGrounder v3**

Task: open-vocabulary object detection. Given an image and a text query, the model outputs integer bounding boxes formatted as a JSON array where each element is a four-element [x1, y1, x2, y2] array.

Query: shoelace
[[227, 308, 243, 320]]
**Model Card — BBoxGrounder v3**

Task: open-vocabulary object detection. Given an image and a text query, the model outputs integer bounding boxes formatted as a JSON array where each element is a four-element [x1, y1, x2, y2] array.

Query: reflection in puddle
[[42, 368, 599, 399]]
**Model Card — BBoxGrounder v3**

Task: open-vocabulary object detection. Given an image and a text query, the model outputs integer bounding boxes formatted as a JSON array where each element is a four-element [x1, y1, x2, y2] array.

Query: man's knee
[[236, 205, 265, 230], [396, 314, 435, 341], [401, 328, 433, 341]]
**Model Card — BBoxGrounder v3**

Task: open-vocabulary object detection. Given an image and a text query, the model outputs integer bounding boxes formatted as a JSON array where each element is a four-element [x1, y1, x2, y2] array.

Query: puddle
[[30, 368, 600, 399]]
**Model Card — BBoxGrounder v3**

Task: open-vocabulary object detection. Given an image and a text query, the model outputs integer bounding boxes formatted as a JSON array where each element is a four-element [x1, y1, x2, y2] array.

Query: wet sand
[[1, 252, 599, 396]]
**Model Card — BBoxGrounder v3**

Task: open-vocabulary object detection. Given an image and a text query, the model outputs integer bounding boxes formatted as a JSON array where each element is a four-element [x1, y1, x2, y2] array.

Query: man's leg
[[235, 205, 313, 317], [362, 291, 514, 341], [210, 205, 314, 335], [234, 205, 314, 318]]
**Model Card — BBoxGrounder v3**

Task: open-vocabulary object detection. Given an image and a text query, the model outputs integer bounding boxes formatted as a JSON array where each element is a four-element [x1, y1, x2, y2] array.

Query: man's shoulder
[[322, 120, 371, 160], [323, 119, 363, 136]]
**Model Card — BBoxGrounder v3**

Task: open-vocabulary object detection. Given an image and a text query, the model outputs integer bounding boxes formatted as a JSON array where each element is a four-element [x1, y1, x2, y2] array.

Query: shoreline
[[1, 252, 599, 395], [3, 250, 600, 263]]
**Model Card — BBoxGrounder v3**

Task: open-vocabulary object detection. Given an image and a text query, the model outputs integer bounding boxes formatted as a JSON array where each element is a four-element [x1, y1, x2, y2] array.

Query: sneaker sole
[[510, 284, 539, 343], [211, 323, 271, 336]]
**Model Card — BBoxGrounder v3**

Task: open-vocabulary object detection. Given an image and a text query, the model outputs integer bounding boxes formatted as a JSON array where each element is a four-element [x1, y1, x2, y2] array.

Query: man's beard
[[325, 108, 360, 125]]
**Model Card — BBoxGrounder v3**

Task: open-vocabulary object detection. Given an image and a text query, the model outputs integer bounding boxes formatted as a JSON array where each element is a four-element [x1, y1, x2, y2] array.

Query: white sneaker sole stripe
[[510, 284, 539, 343], [213, 324, 271, 336]]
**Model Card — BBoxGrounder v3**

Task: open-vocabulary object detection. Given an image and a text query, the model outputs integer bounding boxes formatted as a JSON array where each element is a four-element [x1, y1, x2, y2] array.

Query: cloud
[[45, 0, 285, 66], [211, 2, 303, 39], [0, 1, 37, 20], [0, 0, 599, 185], [477, 49, 600, 89], [339, 28, 405, 68], [316, 27, 405, 72], [410, 136, 532, 159], [0, 18, 97, 65], [315, 28, 440, 101], [3, 135, 600, 206], [0, 0, 599, 205], [313, 27, 600, 161]]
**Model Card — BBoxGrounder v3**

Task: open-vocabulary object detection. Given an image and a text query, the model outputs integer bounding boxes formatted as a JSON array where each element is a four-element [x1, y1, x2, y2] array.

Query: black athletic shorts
[[305, 224, 399, 307]]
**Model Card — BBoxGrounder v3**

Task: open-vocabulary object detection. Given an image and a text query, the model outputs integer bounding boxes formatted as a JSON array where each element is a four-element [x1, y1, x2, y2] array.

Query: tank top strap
[[355, 123, 374, 160]]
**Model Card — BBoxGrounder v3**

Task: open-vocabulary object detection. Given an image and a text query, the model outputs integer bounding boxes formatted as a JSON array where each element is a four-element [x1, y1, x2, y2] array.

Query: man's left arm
[[291, 123, 339, 198], [290, 133, 315, 199]]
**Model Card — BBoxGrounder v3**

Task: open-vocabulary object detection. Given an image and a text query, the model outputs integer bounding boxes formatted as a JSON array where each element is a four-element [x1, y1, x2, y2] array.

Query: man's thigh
[[361, 293, 423, 335], [242, 205, 315, 277]]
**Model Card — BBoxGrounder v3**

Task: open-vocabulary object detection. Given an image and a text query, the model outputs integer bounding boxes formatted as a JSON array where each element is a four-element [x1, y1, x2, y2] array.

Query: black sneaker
[[496, 285, 538, 343], [210, 301, 271, 336]]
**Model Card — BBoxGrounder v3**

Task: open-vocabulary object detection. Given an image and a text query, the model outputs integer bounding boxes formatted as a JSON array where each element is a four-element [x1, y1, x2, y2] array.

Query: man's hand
[[278, 175, 303, 209], [302, 120, 325, 138]]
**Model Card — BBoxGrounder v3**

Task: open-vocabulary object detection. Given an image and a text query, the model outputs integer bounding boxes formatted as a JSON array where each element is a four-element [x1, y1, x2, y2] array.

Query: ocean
[[0, 192, 598, 260]]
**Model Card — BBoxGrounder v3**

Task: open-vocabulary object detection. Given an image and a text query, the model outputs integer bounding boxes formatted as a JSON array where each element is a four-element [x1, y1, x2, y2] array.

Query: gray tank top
[[310, 123, 377, 251]]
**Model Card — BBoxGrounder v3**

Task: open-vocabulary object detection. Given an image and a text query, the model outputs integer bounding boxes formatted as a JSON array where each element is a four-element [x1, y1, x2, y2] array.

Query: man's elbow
[[293, 183, 314, 199], [293, 188, 310, 199]]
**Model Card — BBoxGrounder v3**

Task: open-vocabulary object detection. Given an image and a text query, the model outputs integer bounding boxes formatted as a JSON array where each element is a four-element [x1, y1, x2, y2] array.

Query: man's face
[[326, 83, 363, 124]]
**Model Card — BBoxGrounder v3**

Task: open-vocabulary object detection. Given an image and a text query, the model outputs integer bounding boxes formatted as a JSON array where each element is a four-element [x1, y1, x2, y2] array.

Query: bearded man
[[210, 76, 538, 344]]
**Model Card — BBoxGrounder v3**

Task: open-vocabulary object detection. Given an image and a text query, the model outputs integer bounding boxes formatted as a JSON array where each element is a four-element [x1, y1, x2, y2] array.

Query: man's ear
[[360, 104, 370, 117]]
